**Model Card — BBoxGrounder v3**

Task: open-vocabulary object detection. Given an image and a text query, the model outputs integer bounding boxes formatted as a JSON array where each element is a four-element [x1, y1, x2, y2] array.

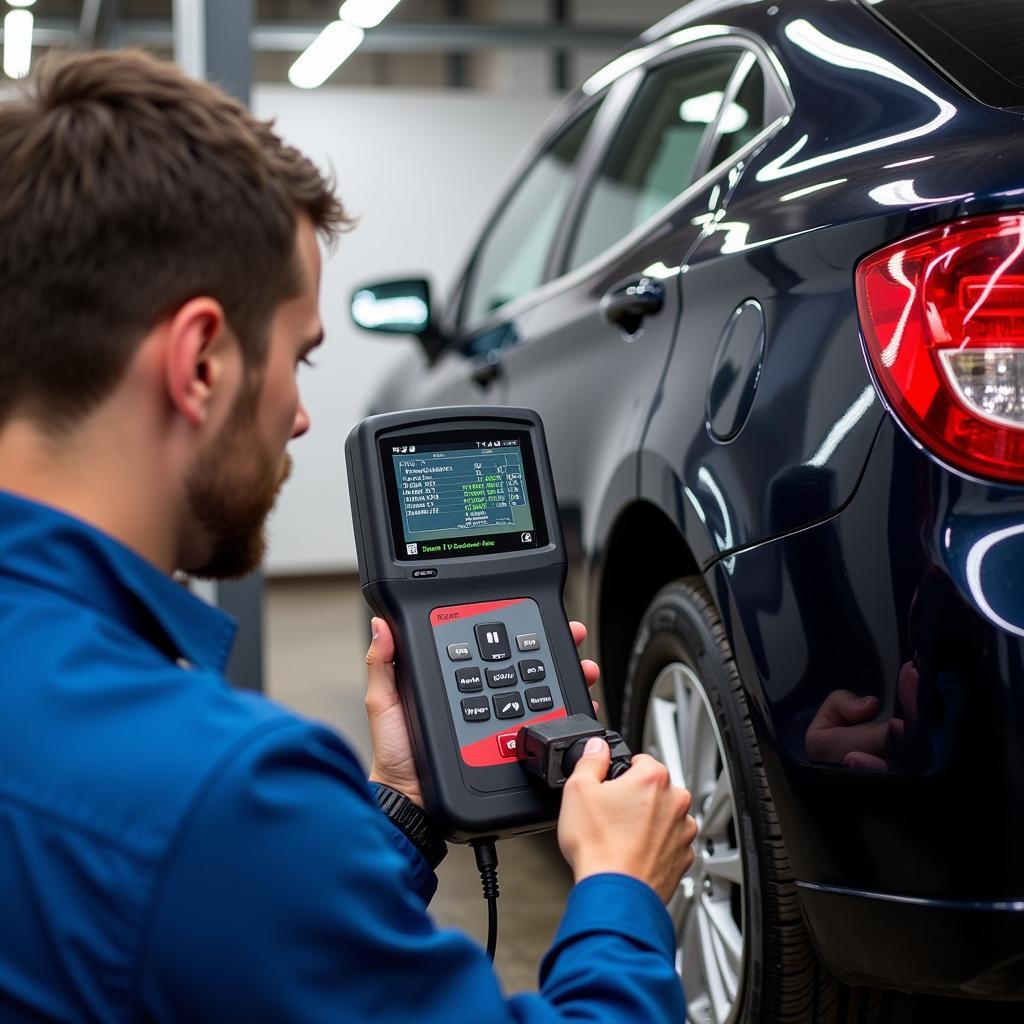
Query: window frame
[[451, 89, 620, 340], [557, 42, 748, 278], [553, 35, 791, 280], [448, 28, 792, 341]]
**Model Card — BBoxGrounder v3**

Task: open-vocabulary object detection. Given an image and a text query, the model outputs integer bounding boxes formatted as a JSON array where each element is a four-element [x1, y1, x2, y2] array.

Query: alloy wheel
[[642, 662, 746, 1024]]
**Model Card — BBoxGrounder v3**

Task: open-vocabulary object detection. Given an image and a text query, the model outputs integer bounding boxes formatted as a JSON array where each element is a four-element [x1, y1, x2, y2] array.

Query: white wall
[[253, 85, 560, 575]]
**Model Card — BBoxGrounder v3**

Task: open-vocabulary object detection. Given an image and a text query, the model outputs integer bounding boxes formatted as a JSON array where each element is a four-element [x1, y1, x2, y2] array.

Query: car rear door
[[492, 40, 781, 616]]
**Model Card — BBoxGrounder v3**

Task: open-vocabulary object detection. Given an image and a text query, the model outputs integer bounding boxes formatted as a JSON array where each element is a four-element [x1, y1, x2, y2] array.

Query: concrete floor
[[265, 575, 573, 995]]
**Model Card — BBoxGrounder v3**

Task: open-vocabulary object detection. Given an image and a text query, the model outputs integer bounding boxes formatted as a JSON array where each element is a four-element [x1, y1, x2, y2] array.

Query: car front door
[[405, 95, 610, 412]]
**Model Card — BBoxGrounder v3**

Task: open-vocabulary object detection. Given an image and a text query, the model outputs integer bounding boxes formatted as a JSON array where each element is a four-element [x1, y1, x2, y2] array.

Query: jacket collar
[[0, 489, 237, 673]]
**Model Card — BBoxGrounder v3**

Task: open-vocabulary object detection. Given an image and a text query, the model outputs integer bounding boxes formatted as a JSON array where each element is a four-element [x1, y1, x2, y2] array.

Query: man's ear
[[163, 298, 238, 427]]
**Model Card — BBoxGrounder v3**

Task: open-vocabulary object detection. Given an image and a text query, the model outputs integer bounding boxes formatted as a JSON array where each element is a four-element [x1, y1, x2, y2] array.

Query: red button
[[497, 732, 519, 759]]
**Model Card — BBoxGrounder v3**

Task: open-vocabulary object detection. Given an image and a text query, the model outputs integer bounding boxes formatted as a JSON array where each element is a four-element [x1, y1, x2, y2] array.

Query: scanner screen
[[380, 432, 546, 561]]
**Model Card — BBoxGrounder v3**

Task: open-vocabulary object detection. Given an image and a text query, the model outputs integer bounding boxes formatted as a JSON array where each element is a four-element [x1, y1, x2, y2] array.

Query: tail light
[[856, 213, 1024, 483]]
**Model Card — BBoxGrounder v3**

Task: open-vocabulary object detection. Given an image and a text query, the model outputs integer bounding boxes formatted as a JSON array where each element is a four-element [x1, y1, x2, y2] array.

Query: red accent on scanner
[[430, 599, 525, 627], [460, 708, 567, 767]]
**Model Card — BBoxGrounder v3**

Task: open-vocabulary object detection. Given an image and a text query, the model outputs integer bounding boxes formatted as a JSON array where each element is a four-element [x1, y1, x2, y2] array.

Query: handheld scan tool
[[346, 407, 597, 840]]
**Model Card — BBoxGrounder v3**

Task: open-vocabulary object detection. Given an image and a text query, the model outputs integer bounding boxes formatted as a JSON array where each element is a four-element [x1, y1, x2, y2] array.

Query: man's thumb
[[365, 617, 395, 674], [570, 736, 611, 782]]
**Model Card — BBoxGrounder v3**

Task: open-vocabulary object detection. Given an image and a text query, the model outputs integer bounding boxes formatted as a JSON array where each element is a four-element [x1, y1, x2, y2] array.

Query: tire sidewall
[[621, 580, 767, 1024]]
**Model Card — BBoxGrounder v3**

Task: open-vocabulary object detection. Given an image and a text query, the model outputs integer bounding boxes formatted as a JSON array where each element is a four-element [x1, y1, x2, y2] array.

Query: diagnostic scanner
[[345, 407, 598, 841]]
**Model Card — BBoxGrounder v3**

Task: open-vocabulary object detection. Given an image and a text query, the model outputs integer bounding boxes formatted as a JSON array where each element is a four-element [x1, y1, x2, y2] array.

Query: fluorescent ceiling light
[[3, 9, 33, 80], [338, 0, 402, 29], [288, 20, 364, 90], [6, 0, 37, 7]]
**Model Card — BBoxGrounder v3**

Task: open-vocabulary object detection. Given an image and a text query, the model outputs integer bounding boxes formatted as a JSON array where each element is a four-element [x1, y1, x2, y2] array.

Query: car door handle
[[471, 354, 504, 389], [601, 276, 665, 336]]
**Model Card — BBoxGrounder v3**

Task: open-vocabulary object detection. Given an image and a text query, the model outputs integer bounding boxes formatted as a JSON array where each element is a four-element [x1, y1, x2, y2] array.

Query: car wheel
[[620, 578, 914, 1024]]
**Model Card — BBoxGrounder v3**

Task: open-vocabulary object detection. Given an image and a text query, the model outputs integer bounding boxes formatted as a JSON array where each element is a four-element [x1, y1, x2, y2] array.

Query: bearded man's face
[[184, 379, 292, 580]]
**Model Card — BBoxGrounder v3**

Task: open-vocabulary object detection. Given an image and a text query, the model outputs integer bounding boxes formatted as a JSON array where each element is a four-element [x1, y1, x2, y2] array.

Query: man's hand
[[805, 690, 902, 771], [558, 740, 698, 903], [365, 617, 601, 808]]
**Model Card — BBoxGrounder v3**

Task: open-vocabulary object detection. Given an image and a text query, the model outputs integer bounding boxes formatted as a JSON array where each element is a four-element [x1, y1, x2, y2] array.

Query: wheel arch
[[596, 500, 701, 728]]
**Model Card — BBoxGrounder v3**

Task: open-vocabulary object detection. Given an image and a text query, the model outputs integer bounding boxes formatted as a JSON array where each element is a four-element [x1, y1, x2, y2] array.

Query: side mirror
[[350, 278, 447, 360]]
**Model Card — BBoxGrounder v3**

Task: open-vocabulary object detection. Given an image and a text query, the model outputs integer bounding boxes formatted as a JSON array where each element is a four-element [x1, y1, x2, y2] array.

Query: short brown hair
[[0, 48, 348, 430]]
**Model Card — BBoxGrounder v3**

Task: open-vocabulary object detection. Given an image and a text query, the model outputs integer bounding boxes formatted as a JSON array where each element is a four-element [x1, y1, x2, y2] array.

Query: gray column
[[204, 0, 253, 103], [174, 0, 263, 693]]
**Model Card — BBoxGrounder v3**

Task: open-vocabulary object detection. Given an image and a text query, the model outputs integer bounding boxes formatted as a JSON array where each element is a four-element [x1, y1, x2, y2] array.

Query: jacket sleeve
[[137, 718, 687, 1024]]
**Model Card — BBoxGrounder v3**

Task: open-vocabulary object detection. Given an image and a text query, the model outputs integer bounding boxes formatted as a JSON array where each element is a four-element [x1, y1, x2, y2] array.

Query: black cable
[[471, 838, 500, 962]]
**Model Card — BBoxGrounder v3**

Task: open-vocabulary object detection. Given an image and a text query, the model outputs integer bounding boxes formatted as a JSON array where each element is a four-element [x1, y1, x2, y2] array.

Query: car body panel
[[705, 417, 1024, 992], [639, 0, 1024, 572]]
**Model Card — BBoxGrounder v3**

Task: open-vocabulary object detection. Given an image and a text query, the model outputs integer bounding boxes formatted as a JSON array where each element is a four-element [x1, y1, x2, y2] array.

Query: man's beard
[[184, 384, 292, 581]]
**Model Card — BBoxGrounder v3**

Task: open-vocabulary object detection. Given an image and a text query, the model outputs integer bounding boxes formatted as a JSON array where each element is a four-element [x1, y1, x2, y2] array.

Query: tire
[[620, 578, 914, 1024]]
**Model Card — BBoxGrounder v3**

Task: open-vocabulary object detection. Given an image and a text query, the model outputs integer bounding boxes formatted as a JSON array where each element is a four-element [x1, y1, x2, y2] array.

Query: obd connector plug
[[517, 713, 633, 788]]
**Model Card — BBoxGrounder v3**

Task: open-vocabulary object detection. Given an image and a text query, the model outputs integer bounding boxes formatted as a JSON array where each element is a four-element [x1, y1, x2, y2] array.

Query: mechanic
[[0, 49, 698, 1023]]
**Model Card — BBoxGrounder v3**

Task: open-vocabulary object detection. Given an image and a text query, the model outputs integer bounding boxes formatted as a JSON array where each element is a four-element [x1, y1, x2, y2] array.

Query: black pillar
[[552, 0, 569, 92]]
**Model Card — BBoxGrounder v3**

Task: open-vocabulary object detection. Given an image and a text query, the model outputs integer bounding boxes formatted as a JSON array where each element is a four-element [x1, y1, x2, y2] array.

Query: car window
[[864, 0, 1024, 109], [461, 102, 601, 327], [708, 55, 766, 169], [565, 50, 741, 273]]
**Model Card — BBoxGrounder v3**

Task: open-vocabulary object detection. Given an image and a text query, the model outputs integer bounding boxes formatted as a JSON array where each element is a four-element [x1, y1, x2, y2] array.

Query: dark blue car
[[352, 0, 1024, 1019]]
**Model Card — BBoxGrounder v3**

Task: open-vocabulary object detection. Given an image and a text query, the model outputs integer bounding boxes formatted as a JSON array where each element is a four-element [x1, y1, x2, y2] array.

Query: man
[[0, 49, 698, 1022]]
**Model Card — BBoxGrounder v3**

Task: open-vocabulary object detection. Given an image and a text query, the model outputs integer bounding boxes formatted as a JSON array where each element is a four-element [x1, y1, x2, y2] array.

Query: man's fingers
[[570, 621, 587, 649], [581, 659, 600, 688], [566, 737, 610, 784], [843, 750, 888, 771], [826, 719, 891, 757], [822, 690, 879, 726]]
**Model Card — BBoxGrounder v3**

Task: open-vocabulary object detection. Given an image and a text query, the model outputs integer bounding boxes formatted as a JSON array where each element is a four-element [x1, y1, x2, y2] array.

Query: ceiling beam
[[6, 19, 640, 54]]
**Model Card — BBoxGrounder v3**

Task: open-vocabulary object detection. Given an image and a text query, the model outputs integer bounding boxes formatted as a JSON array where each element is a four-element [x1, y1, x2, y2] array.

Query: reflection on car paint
[[684, 483, 708, 527], [696, 465, 735, 572], [882, 154, 935, 170], [803, 386, 875, 468], [779, 177, 846, 203], [642, 260, 682, 280], [965, 522, 1024, 638], [755, 19, 957, 183], [867, 178, 973, 207]]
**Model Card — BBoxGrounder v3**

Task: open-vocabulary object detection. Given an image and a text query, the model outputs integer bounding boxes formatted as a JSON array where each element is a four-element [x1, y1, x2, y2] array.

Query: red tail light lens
[[856, 213, 1024, 483]]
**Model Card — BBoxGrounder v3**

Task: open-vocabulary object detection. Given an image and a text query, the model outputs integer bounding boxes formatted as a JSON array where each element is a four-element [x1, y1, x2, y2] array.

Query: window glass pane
[[709, 59, 766, 169], [462, 103, 600, 325], [869, 0, 1024, 108], [566, 50, 739, 272]]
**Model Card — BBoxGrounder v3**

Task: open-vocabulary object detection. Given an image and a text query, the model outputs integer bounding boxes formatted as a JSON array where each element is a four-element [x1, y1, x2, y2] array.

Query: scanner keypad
[[429, 598, 566, 768]]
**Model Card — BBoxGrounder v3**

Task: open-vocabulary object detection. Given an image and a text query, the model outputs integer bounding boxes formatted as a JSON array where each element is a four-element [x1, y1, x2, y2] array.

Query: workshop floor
[[266, 575, 573, 995]]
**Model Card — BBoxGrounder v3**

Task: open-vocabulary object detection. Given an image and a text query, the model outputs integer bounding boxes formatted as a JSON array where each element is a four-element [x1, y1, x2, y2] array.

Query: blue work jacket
[[0, 488, 686, 1023]]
